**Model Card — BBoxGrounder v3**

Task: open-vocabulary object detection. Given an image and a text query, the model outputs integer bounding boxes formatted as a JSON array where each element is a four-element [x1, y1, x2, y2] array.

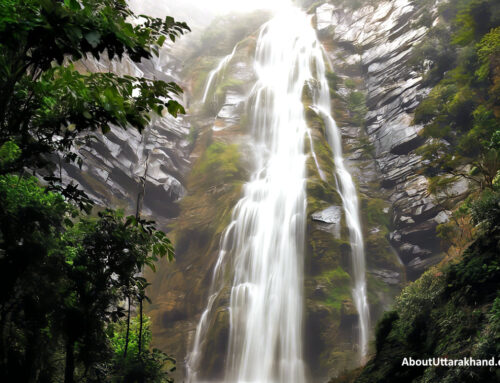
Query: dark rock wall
[[314, 0, 467, 281], [62, 55, 192, 229]]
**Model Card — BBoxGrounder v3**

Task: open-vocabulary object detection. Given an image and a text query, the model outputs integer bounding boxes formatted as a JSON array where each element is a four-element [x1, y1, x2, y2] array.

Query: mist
[[128, 0, 294, 30]]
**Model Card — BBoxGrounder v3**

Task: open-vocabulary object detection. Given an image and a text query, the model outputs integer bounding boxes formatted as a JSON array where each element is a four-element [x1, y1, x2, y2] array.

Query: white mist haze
[[129, 0, 294, 30]]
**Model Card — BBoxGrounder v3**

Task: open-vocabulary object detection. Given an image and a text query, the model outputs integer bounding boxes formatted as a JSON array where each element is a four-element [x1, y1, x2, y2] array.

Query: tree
[[108, 315, 176, 383], [0, 0, 187, 381], [414, 0, 500, 190], [0, 0, 189, 190]]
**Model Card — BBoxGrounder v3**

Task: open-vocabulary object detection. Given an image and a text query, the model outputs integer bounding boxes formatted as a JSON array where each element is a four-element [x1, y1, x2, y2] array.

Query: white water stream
[[201, 44, 239, 103], [311, 86, 371, 362], [187, 5, 369, 382]]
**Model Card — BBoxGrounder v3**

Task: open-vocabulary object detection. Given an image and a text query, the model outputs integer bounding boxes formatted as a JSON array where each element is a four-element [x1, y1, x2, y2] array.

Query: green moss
[[203, 306, 230, 378], [303, 98, 342, 212], [361, 197, 390, 229], [214, 77, 245, 98], [183, 56, 218, 99], [326, 71, 342, 92], [173, 138, 246, 261], [308, 225, 350, 271], [366, 234, 400, 270], [193, 142, 242, 185], [346, 90, 367, 127], [344, 78, 357, 90], [320, 267, 353, 310], [307, 180, 341, 212]]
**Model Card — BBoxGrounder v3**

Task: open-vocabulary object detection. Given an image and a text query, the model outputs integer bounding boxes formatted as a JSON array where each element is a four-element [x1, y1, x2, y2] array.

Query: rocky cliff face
[[145, 2, 428, 379], [61, 53, 192, 228], [62, 1, 463, 381], [314, 0, 468, 280]]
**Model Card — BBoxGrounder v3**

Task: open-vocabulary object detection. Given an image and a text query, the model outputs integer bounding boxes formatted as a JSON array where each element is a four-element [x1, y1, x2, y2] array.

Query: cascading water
[[201, 44, 239, 103], [187, 4, 370, 382], [224, 8, 321, 382], [310, 62, 371, 361]]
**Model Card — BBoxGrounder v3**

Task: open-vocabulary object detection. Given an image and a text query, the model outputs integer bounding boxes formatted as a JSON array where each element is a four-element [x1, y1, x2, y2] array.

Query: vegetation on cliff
[[414, 0, 500, 190], [331, 1, 500, 381], [0, 0, 188, 381], [339, 188, 500, 383]]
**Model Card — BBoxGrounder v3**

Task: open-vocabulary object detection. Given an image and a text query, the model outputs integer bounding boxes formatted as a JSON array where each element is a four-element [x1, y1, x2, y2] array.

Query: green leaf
[[166, 100, 185, 118], [0, 141, 21, 165], [157, 35, 166, 47], [64, 0, 80, 10]]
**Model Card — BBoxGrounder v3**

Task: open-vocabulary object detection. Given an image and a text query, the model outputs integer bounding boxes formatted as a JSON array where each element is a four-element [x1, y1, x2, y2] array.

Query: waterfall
[[307, 128, 327, 182], [311, 60, 371, 361], [187, 4, 370, 381], [224, 7, 320, 382], [201, 44, 239, 103]]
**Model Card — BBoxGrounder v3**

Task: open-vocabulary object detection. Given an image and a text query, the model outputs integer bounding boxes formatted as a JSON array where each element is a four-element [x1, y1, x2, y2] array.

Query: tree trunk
[[64, 339, 75, 383], [123, 297, 131, 358], [138, 297, 143, 356], [135, 151, 150, 220]]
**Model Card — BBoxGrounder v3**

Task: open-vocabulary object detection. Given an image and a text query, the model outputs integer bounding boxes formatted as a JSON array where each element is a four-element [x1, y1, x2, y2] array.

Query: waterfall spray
[[187, 4, 370, 382]]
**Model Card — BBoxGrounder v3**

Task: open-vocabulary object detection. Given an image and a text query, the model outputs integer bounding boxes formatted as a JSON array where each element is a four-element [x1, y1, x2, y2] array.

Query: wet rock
[[312, 206, 342, 238], [316, 4, 334, 31], [369, 269, 401, 285], [62, 57, 191, 227], [341, 298, 358, 318], [398, 242, 432, 263], [316, 0, 451, 275], [373, 115, 424, 156], [407, 254, 442, 279], [212, 90, 246, 131], [434, 210, 451, 224], [312, 206, 342, 224]]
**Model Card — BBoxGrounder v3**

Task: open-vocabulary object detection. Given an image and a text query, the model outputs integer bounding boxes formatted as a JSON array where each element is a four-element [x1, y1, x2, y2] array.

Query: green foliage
[[108, 315, 175, 383], [374, 310, 399, 353], [353, 191, 500, 383], [413, 0, 500, 188], [0, 175, 176, 382], [0, 0, 189, 192], [110, 315, 153, 357], [194, 142, 242, 185], [0, 140, 20, 166], [470, 188, 500, 230], [0, 1, 185, 382], [476, 26, 500, 80], [347, 91, 367, 126], [0, 0, 189, 66], [326, 71, 342, 92], [110, 348, 175, 383]]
